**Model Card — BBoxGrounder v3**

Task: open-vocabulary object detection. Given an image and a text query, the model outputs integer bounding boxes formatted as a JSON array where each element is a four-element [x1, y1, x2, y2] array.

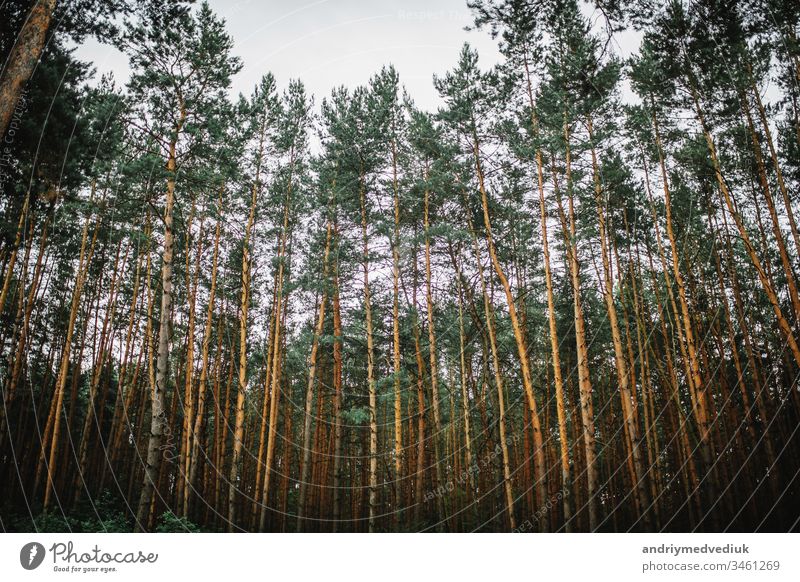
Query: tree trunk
[[185, 193, 222, 517], [358, 169, 379, 533], [470, 127, 546, 529], [390, 141, 404, 522], [551, 122, 600, 530], [39, 190, 98, 510], [0, 0, 56, 138], [587, 115, 649, 526], [688, 86, 800, 368], [423, 178, 445, 529], [296, 222, 332, 531], [136, 123, 182, 531], [462, 188, 517, 531]]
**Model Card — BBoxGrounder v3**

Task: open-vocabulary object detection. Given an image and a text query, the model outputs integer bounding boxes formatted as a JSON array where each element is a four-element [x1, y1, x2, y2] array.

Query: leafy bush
[[155, 511, 202, 533]]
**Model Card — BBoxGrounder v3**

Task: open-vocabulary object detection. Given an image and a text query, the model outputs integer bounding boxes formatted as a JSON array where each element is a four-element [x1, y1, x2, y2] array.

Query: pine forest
[[1, 0, 800, 533]]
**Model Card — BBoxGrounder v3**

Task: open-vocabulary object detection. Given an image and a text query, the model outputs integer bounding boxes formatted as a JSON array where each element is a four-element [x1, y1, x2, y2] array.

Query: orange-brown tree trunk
[[0, 0, 56, 137]]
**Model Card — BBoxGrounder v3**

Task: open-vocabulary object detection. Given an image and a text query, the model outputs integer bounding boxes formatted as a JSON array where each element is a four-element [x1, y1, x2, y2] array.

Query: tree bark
[[136, 118, 182, 531], [0, 0, 56, 138]]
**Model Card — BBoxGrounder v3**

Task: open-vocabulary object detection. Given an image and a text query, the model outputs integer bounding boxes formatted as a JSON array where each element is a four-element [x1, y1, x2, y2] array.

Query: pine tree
[[123, 1, 241, 531]]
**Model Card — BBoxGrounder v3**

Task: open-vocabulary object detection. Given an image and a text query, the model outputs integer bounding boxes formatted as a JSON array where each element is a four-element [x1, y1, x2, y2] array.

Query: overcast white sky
[[76, 0, 504, 111]]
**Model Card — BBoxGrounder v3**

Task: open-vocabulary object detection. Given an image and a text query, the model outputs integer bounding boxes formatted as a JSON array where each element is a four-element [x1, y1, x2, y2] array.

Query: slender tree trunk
[[650, 102, 716, 482], [177, 205, 202, 514], [136, 119, 183, 531], [296, 222, 332, 531], [521, 52, 572, 528], [687, 85, 800, 368], [534, 138, 572, 530], [390, 141, 404, 522], [462, 189, 516, 531], [104, 221, 147, 489], [551, 125, 600, 530], [449, 242, 476, 521], [259, 164, 294, 531], [358, 169, 379, 533], [741, 90, 800, 319], [0, 195, 30, 317], [587, 116, 649, 526], [746, 64, 800, 257], [74, 240, 128, 504], [228, 177, 259, 531], [39, 191, 98, 510], [331, 225, 344, 530], [423, 176, 445, 530], [185, 193, 222, 517], [470, 127, 546, 529]]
